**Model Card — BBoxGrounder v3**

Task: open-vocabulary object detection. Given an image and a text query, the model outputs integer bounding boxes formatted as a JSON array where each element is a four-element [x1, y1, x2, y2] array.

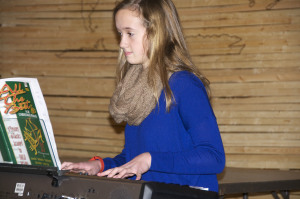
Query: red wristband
[[89, 156, 104, 173]]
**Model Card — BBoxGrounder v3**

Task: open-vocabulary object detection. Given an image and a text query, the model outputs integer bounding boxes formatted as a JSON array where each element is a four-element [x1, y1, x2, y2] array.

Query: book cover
[[0, 78, 61, 169]]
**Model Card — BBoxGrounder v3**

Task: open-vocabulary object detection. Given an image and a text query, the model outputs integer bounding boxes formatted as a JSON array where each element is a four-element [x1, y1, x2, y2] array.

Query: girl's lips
[[124, 52, 132, 56]]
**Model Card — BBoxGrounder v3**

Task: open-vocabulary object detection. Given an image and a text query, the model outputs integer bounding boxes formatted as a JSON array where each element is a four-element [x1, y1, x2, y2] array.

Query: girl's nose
[[120, 36, 127, 49]]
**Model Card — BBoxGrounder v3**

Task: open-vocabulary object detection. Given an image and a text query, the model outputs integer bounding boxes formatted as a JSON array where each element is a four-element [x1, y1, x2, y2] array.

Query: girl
[[62, 0, 225, 193]]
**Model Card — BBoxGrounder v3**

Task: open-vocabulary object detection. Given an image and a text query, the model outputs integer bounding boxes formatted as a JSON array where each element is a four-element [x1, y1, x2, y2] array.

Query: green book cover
[[0, 78, 61, 169]]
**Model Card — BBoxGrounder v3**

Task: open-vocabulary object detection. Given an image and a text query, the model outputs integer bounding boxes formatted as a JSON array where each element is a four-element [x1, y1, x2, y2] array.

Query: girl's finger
[[107, 167, 122, 178], [136, 173, 142, 180], [61, 162, 73, 169], [113, 169, 128, 179], [97, 169, 112, 177]]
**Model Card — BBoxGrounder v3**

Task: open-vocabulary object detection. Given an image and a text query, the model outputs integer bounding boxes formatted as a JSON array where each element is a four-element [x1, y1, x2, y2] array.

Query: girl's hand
[[97, 152, 151, 180], [61, 160, 101, 176]]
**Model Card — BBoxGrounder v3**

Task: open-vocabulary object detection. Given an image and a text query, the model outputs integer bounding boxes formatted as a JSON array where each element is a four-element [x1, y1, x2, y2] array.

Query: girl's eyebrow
[[117, 27, 136, 31]]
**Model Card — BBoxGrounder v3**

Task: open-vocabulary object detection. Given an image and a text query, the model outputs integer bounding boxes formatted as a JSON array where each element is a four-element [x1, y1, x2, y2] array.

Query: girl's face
[[115, 8, 149, 68]]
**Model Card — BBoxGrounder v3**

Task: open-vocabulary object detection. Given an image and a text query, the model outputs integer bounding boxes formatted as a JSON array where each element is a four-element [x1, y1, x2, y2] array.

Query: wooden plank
[[3, 42, 297, 55], [0, 64, 117, 78], [44, 97, 299, 114], [52, 121, 299, 137], [184, 24, 300, 39], [211, 82, 300, 97], [218, 117, 299, 125], [2, 63, 299, 82], [192, 52, 300, 64], [6, 38, 296, 54], [180, 10, 299, 29], [3, 24, 299, 42], [57, 142, 123, 153], [2, 9, 299, 29], [53, 124, 125, 139], [221, 133, 300, 147], [58, 149, 118, 159], [48, 110, 299, 126], [213, 104, 300, 111], [1, 51, 298, 66], [0, 0, 113, 5], [45, 96, 110, 111], [215, 110, 300, 119], [1, 26, 117, 38], [2, 0, 298, 12], [1, 37, 118, 51], [3, 59, 298, 76], [3, 32, 299, 53], [49, 110, 110, 118], [51, 116, 115, 126], [219, 125, 299, 133], [1, 27, 119, 40], [55, 136, 124, 147], [224, 146, 300, 155], [174, 0, 300, 10], [1, 17, 112, 27], [190, 43, 300, 56], [2, 23, 299, 41], [0, 0, 115, 12], [2, 60, 299, 81], [225, 154, 300, 169], [205, 67, 300, 83], [0, 20, 116, 36], [186, 32, 300, 47], [199, 60, 299, 70], [212, 96, 300, 104], [37, 76, 115, 97], [0, 51, 118, 65], [49, 114, 296, 126], [0, 10, 113, 19]]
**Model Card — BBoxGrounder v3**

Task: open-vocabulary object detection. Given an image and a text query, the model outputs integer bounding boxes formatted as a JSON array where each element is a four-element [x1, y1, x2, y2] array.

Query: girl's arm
[[150, 72, 225, 175]]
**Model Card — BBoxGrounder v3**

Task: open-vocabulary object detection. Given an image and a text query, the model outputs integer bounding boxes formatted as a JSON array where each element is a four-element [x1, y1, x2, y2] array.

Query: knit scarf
[[109, 65, 163, 126]]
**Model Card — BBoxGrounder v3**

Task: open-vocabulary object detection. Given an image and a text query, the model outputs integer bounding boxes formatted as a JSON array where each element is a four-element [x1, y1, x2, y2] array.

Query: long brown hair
[[113, 0, 210, 110]]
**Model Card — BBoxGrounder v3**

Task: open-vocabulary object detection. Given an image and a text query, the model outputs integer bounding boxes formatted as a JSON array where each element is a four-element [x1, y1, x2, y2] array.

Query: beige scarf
[[109, 65, 163, 126]]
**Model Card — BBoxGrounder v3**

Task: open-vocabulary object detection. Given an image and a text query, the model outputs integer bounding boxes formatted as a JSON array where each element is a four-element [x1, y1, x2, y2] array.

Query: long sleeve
[[102, 148, 127, 171], [149, 71, 225, 175]]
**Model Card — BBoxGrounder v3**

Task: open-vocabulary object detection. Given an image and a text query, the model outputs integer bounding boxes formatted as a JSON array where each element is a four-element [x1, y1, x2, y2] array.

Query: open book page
[[0, 151, 3, 162], [0, 78, 61, 169]]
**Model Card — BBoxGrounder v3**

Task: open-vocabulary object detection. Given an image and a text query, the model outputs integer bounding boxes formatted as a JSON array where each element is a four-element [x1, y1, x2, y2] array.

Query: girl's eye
[[128, 32, 134, 37], [118, 32, 123, 36]]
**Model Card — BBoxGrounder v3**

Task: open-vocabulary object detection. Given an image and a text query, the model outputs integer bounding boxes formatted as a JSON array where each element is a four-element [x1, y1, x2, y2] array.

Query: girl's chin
[[126, 60, 139, 65]]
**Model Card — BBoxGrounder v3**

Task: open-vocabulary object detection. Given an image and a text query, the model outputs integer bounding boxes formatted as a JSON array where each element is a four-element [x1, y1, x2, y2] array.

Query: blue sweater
[[103, 71, 225, 192]]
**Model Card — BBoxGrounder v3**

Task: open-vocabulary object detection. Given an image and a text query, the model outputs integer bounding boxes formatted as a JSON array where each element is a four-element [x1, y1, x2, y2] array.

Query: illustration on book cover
[[0, 78, 60, 168]]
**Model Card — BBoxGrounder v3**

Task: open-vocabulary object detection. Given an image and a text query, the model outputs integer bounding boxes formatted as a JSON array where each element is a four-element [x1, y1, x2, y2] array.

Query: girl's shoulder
[[169, 70, 205, 90], [169, 71, 212, 113]]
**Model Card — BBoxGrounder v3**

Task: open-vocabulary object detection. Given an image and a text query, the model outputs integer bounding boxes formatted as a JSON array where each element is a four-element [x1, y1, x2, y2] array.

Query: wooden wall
[[1, 0, 300, 170]]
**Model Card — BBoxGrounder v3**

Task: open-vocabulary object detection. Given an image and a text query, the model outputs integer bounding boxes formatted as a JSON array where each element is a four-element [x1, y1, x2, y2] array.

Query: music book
[[0, 78, 61, 169]]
